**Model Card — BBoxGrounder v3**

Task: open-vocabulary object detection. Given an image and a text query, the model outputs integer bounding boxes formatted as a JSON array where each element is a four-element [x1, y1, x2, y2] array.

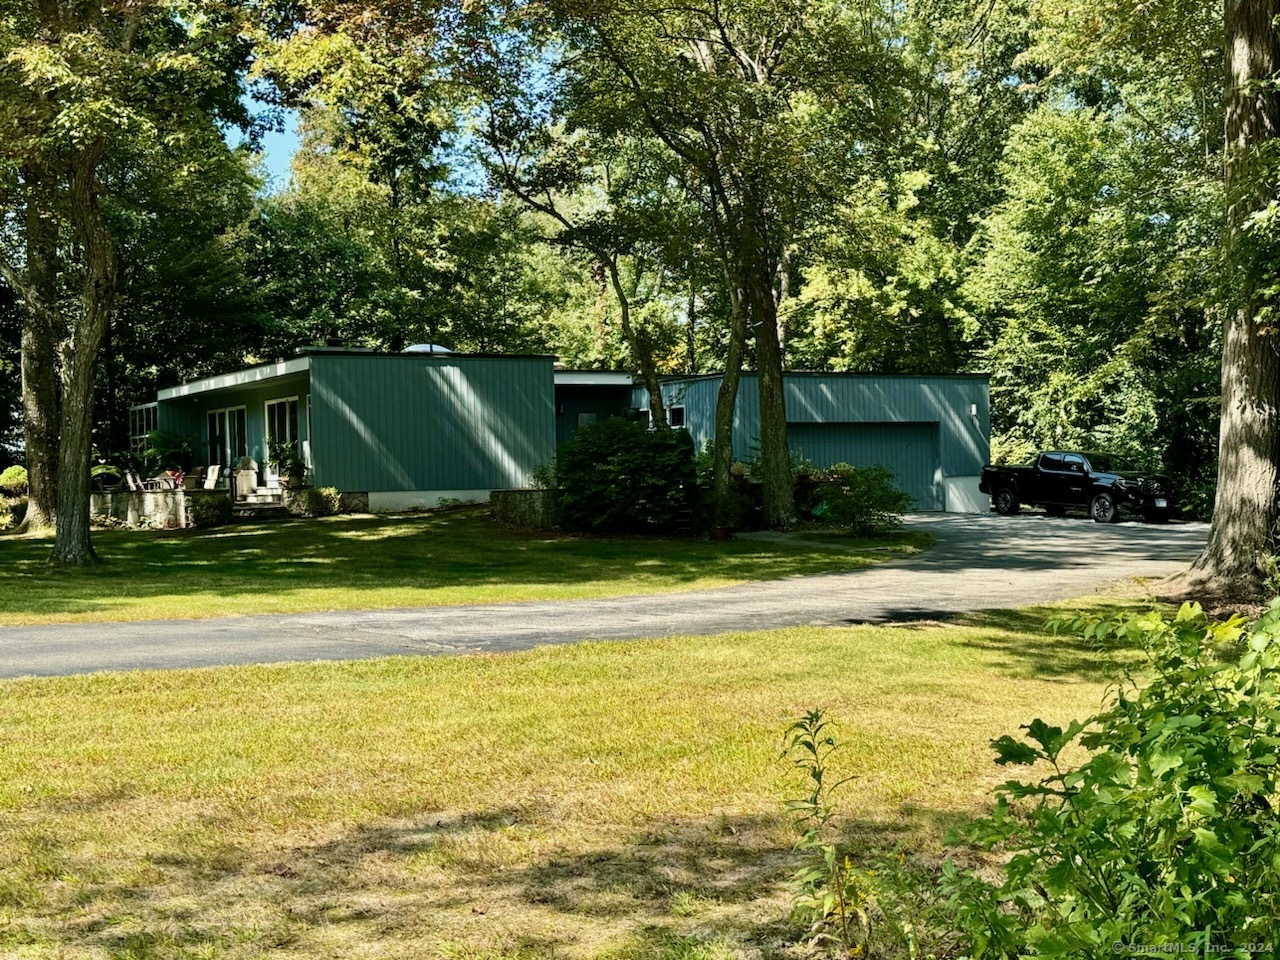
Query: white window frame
[[669, 405, 687, 429], [129, 403, 158, 455], [264, 395, 301, 485], [206, 405, 247, 468]]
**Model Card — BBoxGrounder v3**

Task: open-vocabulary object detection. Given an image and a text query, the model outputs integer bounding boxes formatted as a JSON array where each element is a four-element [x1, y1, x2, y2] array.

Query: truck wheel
[[1090, 493, 1120, 524], [993, 488, 1020, 515]]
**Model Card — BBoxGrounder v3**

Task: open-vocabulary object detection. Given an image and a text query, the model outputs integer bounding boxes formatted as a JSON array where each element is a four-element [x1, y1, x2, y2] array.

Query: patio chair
[[202, 465, 221, 490], [124, 470, 144, 493]]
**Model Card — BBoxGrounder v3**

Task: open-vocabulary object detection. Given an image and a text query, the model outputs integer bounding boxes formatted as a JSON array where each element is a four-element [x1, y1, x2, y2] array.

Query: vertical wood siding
[[309, 355, 555, 491], [635, 373, 990, 510], [788, 422, 942, 508]]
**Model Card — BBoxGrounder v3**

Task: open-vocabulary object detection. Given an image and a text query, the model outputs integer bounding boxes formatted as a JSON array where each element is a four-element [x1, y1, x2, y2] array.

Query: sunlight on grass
[[0, 603, 1140, 958], [0, 510, 931, 626]]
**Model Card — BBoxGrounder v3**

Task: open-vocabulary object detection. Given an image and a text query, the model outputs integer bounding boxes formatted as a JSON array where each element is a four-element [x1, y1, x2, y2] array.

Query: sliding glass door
[[206, 407, 247, 468]]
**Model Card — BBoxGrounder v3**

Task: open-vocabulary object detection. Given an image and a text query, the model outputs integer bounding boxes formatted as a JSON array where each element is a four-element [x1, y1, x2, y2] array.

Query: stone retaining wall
[[90, 490, 201, 528]]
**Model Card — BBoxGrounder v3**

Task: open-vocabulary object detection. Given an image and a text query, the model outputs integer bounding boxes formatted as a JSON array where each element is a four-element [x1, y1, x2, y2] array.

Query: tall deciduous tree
[[470, 0, 906, 526], [1191, 0, 1280, 592], [0, 0, 253, 563]]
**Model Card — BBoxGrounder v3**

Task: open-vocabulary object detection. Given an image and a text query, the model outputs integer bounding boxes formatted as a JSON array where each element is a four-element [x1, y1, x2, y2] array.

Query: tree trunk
[[51, 148, 116, 567], [604, 255, 667, 427], [713, 282, 747, 529], [686, 271, 698, 375], [745, 262, 794, 528], [18, 167, 60, 533], [1189, 0, 1280, 595]]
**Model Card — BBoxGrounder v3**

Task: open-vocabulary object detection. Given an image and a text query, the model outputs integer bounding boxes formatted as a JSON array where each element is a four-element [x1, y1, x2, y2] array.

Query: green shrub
[[188, 494, 233, 528], [865, 602, 1280, 958], [0, 495, 27, 530], [295, 486, 342, 518], [0, 465, 28, 495], [555, 418, 697, 534], [802, 463, 911, 536]]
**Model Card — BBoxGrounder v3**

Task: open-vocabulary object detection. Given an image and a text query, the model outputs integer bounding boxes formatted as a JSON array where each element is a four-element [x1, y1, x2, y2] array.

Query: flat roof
[[655, 371, 991, 383], [157, 356, 311, 401], [295, 348, 557, 361], [157, 350, 558, 401], [553, 371, 637, 386]]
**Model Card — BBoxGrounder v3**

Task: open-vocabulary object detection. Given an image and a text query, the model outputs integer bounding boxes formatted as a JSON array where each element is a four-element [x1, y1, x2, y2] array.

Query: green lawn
[[0, 509, 930, 626], [0, 604, 1138, 959]]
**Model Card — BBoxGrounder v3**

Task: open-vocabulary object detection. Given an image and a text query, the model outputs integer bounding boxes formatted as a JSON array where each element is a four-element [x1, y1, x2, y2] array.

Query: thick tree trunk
[[51, 149, 116, 567], [746, 267, 794, 528], [713, 283, 747, 529], [1189, 0, 1280, 595], [18, 169, 60, 533]]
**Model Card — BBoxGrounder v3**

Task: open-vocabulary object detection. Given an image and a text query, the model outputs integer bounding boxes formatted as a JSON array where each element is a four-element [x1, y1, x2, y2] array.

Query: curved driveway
[[0, 513, 1207, 678]]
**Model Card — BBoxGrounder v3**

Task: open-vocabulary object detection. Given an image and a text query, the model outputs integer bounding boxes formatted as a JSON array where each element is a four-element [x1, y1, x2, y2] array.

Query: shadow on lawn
[[860, 603, 1148, 683], [954, 604, 1147, 682], [0, 510, 883, 620], [26, 803, 971, 959]]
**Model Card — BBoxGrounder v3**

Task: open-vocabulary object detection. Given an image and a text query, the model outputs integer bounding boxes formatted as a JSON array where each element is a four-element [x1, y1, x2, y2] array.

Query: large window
[[266, 397, 299, 450], [129, 403, 158, 454], [207, 406, 247, 467]]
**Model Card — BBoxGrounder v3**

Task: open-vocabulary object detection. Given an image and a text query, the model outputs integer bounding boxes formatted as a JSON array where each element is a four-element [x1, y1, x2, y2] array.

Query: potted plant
[[268, 439, 308, 488]]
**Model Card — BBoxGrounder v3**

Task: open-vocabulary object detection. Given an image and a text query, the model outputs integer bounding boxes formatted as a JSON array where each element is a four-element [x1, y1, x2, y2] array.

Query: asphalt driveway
[[0, 513, 1208, 678]]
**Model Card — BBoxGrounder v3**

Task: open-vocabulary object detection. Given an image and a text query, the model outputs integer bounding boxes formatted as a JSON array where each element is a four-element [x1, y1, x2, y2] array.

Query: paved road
[[0, 513, 1207, 679]]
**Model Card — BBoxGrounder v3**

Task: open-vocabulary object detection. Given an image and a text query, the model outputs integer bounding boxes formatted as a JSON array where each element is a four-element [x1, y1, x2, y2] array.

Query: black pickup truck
[[979, 451, 1174, 523]]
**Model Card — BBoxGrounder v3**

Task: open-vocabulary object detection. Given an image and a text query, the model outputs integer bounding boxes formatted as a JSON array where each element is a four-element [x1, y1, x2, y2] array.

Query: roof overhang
[[157, 357, 310, 401], [553, 371, 636, 387]]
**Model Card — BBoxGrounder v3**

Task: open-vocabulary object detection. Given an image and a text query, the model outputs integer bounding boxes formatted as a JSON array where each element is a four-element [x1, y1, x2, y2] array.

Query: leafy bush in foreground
[[844, 602, 1280, 958], [555, 417, 696, 534]]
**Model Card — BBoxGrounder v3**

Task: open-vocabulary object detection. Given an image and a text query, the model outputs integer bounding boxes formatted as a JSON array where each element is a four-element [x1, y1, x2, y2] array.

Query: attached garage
[[787, 421, 942, 510], [632, 372, 990, 513]]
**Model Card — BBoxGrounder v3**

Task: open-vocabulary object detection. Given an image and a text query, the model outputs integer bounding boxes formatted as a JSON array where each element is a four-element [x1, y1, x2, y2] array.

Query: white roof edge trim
[[157, 356, 311, 401], [553, 372, 637, 386]]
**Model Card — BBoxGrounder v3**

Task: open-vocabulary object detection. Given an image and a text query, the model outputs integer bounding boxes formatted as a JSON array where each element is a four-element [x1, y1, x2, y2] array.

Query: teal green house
[[138, 347, 555, 511], [553, 371, 989, 512], [136, 347, 989, 513], [633, 373, 991, 512]]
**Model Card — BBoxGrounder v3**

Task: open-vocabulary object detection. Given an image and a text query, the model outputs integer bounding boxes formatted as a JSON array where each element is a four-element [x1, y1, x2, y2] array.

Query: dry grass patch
[[0, 603, 1139, 958]]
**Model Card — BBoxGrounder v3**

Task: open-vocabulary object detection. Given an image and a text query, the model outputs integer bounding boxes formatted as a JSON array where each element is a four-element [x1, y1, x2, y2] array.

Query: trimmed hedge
[[294, 486, 342, 518], [188, 494, 233, 528]]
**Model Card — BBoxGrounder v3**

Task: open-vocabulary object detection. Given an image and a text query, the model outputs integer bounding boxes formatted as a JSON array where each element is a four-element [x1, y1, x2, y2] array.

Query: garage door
[[788, 421, 942, 510]]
